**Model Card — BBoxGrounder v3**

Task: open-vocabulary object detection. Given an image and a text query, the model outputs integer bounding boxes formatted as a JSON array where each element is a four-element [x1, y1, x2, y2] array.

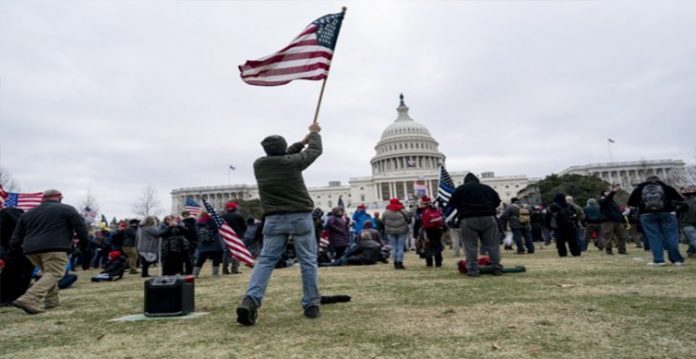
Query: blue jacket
[[196, 221, 223, 254], [352, 210, 373, 233]]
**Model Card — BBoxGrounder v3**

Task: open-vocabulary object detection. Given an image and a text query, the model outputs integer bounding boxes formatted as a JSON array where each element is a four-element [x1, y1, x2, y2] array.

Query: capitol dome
[[370, 94, 445, 176]]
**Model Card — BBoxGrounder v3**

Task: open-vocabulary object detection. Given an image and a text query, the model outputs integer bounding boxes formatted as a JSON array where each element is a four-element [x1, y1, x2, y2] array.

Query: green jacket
[[254, 132, 322, 216]]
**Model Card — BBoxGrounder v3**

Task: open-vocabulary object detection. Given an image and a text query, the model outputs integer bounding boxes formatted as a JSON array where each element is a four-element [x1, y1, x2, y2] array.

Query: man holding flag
[[236, 122, 323, 326]]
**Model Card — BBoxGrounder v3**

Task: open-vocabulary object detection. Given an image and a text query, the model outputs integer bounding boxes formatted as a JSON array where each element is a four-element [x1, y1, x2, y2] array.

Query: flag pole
[[312, 6, 347, 124]]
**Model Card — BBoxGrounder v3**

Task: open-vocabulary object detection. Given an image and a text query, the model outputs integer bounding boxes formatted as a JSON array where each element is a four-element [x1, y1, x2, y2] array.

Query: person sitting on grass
[[322, 233, 384, 266], [91, 251, 127, 282]]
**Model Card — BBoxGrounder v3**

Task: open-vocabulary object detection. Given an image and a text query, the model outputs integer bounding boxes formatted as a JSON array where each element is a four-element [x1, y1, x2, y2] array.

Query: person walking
[[236, 122, 323, 326], [9, 189, 88, 314], [420, 196, 445, 267], [627, 176, 685, 266], [449, 173, 503, 277], [382, 198, 411, 269], [499, 198, 534, 254], [122, 219, 140, 274], [583, 198, 604, 250], [677, 186, 696, 258]]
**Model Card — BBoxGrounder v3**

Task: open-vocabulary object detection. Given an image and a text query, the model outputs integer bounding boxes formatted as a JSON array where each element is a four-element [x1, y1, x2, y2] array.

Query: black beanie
[[261, 135, 288, 156]]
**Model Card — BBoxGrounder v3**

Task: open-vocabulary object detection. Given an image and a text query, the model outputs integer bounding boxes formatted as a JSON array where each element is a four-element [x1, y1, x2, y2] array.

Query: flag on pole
[[101, 214, 109, 226], [0, 186, 43, 211], [83, 206, 97, 219], [239, 11, 346, 86], [184, 197, 202, 217], [608, 138, 615, 143], [202, 198, 255, 267], [436, 166, 455, 208]]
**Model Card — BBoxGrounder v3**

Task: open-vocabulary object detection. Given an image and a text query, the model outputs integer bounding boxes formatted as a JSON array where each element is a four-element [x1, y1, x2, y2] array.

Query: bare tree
[[79, 191, 99, 213], [132, 185, 163, 218], [0, 167, 20, 192]]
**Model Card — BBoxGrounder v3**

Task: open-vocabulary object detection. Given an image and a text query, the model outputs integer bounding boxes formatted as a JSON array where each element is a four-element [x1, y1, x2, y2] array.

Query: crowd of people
[[1, 121, 694, 323]]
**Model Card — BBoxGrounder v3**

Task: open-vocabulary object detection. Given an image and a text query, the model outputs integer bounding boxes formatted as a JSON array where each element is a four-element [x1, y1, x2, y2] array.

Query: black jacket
[[599, 191, 624, 223], [123, 226, 138, 247], [449, 173, 501, 219], [627, 180, 683, 214], [181, 217, 199, 249], [222, 211, 247, 237], [0, 207, 24, 259], [10, 200, 88, 255]]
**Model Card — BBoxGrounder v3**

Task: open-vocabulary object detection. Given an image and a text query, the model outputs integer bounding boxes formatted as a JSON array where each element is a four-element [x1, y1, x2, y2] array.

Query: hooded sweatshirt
[[449, 173, 501, 219]]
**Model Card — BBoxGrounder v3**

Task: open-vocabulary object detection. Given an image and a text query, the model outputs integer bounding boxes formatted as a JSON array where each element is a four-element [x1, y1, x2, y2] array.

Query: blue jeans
[[640, 212, 684, 263], [387, 233, 407, 262], [244, 213, 320, 309], [682, 224, 696, 254]]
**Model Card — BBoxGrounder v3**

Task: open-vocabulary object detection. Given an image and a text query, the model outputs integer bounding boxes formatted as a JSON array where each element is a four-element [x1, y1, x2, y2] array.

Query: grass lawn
[[1, 244, 695, 358]]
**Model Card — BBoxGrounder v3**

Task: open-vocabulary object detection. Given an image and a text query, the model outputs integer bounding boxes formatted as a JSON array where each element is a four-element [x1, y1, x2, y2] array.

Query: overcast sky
[[1, 0, 694, 218]]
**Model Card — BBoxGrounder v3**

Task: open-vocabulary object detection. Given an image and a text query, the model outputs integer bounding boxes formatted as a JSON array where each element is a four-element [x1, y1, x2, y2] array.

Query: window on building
[[360, 194, 365, 201], [328, 201, 332, 208]]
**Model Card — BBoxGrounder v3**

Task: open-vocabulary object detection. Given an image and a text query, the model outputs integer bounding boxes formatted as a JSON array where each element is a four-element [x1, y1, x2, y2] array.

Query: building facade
[[171, 94, 530, 214], [558, 159, 686, 191]]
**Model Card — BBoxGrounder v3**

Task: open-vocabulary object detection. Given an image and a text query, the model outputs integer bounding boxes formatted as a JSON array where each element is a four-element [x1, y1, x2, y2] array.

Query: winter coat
[[345, 239, 382, 265], [627, 180, 684, 214], [382, 209, 411, 235], [123, 226, 138, 247], [196, 221, 223, 254], [136, 226, 161, 254], [102, 256, 127, 277], [160, 225, 189, 257], [584, 204, 603, 224], [222, 211, 247, 238], [10, 200, 88, 255], [326, 214, 349, 247], [254, 132, 322, 216], [500, 205, 523, 230], [599, 191, 624, 223], [678, 197, 696, 225], [181, 217, 198, 249], [352, 210, 373, 233], [0, 207, 24, 259], [449, 173, 501, 219]]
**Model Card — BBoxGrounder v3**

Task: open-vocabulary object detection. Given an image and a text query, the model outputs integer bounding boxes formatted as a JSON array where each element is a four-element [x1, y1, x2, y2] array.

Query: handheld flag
[[184, 197, 202, 217], [201, 198, 255, 267], [239, 10, 346, 86], [608, 138, 615, 143], [436, 166, 455, 208], [0, 186, 43, 211]]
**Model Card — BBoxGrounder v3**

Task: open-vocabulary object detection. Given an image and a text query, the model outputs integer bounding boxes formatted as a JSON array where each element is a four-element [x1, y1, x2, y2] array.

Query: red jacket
[[421, 207, 444, 229]]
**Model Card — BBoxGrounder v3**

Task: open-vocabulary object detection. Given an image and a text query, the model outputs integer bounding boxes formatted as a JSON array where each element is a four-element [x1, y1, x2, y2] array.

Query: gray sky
[[1, 0, 695, 218]]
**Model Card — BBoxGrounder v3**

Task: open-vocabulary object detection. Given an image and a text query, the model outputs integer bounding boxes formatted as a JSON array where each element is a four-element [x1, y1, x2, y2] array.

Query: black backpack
[[198, 224, 216, 244], [641, 183, 666, 211], [553, 205, 576, 228]]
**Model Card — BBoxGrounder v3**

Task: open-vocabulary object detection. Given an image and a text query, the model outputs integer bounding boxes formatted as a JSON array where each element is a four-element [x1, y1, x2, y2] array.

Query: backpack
[[517, 207, 530, 225], [641, 183, 666, 211], [198, 225, 216, 244], [553, 205, 576, 228]]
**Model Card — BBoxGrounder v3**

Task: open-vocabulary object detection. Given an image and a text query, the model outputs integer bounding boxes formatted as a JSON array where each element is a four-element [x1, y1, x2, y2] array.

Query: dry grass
[[1, 245, 696, 359]]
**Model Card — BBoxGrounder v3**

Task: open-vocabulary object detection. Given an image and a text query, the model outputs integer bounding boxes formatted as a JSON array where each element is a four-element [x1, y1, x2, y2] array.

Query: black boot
[[397, 262, 406, 270]]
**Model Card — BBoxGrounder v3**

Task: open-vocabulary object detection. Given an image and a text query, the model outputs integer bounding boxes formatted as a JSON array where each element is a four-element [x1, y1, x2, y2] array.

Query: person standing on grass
[[326, 206, 350, 260], [449, 173, 503, 277], [627, 176, 685, 266], [499, 198, 534, 255], [136, 216, 160, 278], [382, 198, 411, 270], [546, 193, 581, 257], [122, 219, 140, 274], [677, 186, 696, 258], [221, 201, 246, 275], [599, 184, 629, 255], [9, 189, 88, 314], [236, 122, 323, 326], [420, 196, 445, 267], [583, 198, 604, 250]]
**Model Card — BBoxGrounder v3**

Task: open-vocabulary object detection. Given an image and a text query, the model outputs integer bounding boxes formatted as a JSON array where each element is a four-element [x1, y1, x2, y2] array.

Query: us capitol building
[[171, 95, 686, 213]]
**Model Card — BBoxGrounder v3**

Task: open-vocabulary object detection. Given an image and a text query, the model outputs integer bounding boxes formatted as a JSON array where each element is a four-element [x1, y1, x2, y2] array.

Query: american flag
[[202, 198, 255, 267], [414, 182, 428, 198], [319, 230, 329, 254], [0, 186, 43, 211], [436, 166, 455, 208], [239, 11, 345, 86], [83, 206, 97, 219], [184, 197, 202, 217]]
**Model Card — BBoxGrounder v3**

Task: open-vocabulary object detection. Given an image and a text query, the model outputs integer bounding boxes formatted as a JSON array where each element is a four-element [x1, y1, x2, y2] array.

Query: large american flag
[[0, 186, 43, 211], [202, 198, 255, 267], [239, 11, 345, 86], [184, 197, 202, 217], [436, 166, 455, 208]]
